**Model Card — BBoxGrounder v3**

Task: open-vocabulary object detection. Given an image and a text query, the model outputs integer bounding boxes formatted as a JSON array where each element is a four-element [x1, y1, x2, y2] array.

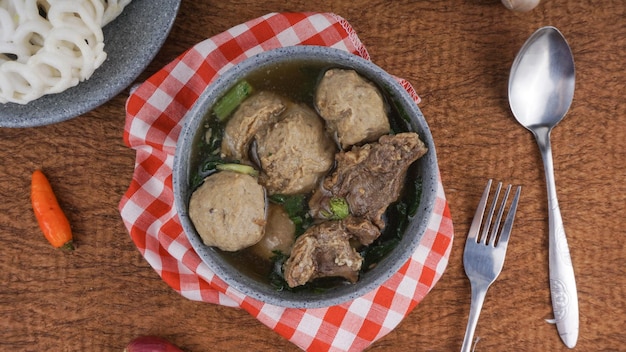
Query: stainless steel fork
[[460, 180, 521, 352]]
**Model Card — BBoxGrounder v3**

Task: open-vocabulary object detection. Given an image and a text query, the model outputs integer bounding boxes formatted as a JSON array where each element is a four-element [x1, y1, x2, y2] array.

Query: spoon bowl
[[508, 26, 579, 348], [509, 27, 575, 129]]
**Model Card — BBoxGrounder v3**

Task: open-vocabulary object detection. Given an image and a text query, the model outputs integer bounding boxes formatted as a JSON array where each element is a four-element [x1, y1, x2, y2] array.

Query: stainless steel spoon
[[508, 26, 578, 348]]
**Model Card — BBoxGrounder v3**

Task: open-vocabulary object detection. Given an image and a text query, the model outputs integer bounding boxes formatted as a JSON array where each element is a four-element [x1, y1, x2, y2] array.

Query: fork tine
[[495, 185, 522, 247], [488, 184, 512, 247], [467, 179, 492, 241], [479, 181, 502, 245]]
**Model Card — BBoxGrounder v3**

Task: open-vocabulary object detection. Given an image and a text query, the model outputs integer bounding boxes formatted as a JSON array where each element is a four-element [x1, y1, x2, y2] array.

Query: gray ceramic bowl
[[173, 46, 439, 309], [0, 0, 180, 128]]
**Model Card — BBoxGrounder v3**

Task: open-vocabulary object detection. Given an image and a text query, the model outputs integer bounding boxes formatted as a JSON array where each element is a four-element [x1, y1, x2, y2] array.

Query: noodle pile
[[0, 0, 132, 104]]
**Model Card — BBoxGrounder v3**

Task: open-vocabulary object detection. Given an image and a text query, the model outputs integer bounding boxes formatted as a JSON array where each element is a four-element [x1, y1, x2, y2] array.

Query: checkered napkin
[[119, 12, 454, 352]]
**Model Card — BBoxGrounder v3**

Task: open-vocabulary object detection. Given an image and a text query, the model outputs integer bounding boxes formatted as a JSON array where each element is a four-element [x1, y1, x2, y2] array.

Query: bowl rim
[[173, 45, 439, 308]]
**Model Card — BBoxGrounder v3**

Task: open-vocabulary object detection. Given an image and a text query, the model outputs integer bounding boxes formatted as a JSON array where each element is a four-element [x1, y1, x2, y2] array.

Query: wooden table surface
[[1, 1, 625, 351]]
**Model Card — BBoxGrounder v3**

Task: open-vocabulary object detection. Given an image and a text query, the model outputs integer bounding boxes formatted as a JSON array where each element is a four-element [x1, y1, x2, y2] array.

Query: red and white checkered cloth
[[119, 12, 454, 352]]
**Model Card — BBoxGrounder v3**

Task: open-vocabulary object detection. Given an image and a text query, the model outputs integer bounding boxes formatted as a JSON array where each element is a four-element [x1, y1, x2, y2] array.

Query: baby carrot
[[31, 169, 74, 250]]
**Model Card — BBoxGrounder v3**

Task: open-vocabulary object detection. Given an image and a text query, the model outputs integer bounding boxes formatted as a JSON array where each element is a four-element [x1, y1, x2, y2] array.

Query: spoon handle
[[535, 128, 579, 348]]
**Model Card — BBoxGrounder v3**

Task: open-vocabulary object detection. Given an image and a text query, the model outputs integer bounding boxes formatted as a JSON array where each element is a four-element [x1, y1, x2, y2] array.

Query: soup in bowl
[[173, 45, 438, 308]]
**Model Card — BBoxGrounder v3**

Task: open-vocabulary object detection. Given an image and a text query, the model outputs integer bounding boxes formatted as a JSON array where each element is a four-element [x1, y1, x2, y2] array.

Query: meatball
[[315, 69, 391, 149], [249, 203, 295, 260], [221, 91, 286, 161], [188, 171, 266, 251], [255, 103, 335, 195]]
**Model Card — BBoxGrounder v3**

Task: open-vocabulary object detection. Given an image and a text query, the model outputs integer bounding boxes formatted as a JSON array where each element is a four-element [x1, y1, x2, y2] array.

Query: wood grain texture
[[1, 0, 625, 351]]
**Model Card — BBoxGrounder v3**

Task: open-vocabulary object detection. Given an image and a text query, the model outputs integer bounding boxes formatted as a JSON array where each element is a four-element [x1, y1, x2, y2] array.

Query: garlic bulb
[[501, 0, 540, 12]]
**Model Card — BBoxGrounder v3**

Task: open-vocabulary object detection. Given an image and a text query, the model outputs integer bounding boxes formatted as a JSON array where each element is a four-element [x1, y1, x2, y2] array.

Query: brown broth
[[192, 60, 416, 288]]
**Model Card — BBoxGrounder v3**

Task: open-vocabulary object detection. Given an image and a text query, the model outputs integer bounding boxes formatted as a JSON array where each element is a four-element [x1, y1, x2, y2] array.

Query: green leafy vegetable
[[268, 194, 313, 237], [190, 111, 261, 189], [203, 120, 224, 153], [406, 176, 422, 217], [191, 114, 224, 189], [361, 237, 400, 271], [268, 251, 289, 291], [213, 80, 254, 121]]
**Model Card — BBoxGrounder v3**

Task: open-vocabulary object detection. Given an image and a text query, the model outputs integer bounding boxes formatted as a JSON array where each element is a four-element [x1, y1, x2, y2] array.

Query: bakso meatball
[[188, 171, 266, 252], [315, 69, 391, 149], [255, 103, 336, 195], [221, 91, 286, 161], [249, 203, 296, 260]]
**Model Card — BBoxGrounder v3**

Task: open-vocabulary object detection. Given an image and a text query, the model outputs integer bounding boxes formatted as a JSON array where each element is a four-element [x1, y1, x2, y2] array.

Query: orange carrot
[[31, 169, 74, 250]]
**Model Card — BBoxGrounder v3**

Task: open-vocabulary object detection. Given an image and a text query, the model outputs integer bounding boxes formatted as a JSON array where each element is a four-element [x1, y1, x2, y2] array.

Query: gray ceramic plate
[[0, 0, 181, 128], [173, 46, 439, 309]]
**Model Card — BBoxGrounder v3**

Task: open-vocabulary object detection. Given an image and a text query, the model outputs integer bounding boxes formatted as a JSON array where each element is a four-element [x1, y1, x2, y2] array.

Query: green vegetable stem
[[216, 163, 259, 177], [213, 80, 254, 121]]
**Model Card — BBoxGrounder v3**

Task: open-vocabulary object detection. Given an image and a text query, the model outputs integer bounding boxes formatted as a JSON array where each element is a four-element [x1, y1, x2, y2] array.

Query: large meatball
[[315, 69, 391, 149], [188, 171, 266, 251], [221, 91, 286, 161], [249, 203, 296, 260], [255, 103, 335, 195]]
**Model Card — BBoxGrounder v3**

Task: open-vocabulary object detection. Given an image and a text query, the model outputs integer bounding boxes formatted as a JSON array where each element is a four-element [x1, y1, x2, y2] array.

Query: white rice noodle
[[12, 18, 51, 60], [30, 50, 77, 92], [47, 0, 104, 42], [0, 0, 132, 104], [0, 8, 15, 41], [2, 60, 44, 103], [102, 0, 131, 26]]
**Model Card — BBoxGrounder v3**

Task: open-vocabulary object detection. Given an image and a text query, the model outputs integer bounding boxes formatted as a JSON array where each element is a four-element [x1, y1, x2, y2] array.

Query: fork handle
[[460, 284, 488, 352]]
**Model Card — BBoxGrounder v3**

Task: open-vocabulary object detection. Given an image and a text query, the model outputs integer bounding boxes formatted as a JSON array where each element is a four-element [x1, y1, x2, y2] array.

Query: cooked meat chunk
[[309, 132, 427, 230], [343, 216, 380, 246], [256, 103, 336, 195], [315, 69, 391, 149], [283, 220, 365, 287], [188, 171, 266, 252], [221, 91, 286, 161], [250, 203, 296, 260]]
